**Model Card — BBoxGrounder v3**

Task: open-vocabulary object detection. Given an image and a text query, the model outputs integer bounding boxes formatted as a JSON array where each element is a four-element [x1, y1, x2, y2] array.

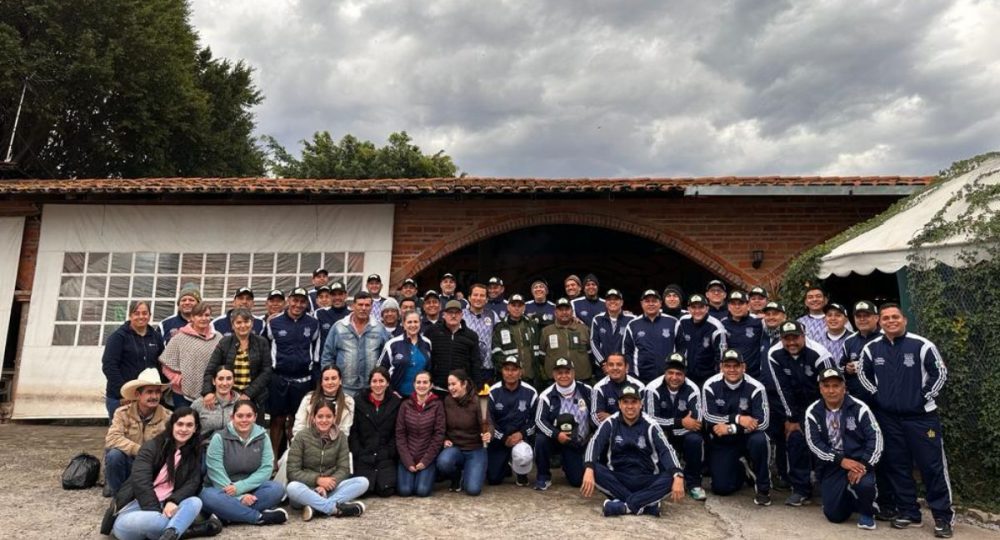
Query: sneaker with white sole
[[336, 501, 365, 518], [753, 492, 772, 506], [638, 501, 660, 517], [784, 492, 810, 507], [688, 487, 707, 501], [515, 474, 529, 486], [301, 505, 314, 522], [857, 514, 876, 530], [602, 499, 628, 517], [533, 478, 552, 491], [934, 520, 953, 538], [891, 517, 923, 529], [258, 508, 288, 525]]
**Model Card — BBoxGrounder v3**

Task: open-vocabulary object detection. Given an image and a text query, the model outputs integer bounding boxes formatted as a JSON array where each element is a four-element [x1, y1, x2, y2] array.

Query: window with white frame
[[53, 251, 366, 346]]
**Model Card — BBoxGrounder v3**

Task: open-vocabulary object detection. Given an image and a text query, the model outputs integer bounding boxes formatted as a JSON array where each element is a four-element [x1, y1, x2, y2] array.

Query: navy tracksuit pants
[[593, 464, 672, 511], [877, 412, 954, 524], [766, 392, 789, 484], [709, 430, 771, 495], [534, 434, 586, 487], [786, 429, 813, 497], [668, 432, 704, 490], [819, 466, 877, 523]]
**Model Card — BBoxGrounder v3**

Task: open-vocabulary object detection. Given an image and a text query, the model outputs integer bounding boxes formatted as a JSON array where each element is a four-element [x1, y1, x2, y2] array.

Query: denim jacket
[[321, 317, 390, 396]]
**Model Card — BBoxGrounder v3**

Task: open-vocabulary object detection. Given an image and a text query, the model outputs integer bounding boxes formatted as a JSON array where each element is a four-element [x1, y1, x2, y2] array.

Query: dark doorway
[[413, 225, 720, 312]]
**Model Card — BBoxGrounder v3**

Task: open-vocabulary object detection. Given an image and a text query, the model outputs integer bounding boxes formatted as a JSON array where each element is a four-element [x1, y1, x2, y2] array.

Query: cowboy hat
[[119, 368, 169, 401]]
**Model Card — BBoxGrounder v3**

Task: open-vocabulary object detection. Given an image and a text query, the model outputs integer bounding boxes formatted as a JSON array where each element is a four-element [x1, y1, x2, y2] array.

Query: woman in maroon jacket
[[395, 371, 445, 497], [436, 369, 492, 496]]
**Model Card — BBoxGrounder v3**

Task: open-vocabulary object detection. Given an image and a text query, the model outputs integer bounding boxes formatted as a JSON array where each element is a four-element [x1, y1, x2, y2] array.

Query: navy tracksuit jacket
[[591, 375, 645, 425], [211, 311, 265, 337], [721, 315, 765, 379], [674, 314, 726, 387], [315, 305, 351, 346], [571, 296, 605, 328], [378, 334, 433, 393], [589, 312, 635, 369], [644, 376, 704, 488], [622, 314, 679, 384], [265, 311, 321, 380], [702, 373, 771, 495]]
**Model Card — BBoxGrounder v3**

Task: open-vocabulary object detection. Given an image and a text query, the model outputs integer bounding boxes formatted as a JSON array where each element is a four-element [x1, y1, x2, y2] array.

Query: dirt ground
[[1, 423, 996, 540]]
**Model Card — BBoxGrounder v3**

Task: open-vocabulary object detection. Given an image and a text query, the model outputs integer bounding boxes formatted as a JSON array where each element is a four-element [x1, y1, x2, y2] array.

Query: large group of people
[[97, 270, 955, 538]]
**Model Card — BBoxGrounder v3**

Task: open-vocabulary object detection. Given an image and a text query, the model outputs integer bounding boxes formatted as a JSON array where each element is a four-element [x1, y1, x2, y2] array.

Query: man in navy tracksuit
[[265, 287, 321, 452], [703, 349, 772, 505], [721, 290, 765, 379], [674, 294, 726, 388], [589, 289, 634, 373], [858, 304, 953, 537], [524, 278, 556, 329], [486, 276, 509, 319], [438, 272, 468, 310], [315, 282, 352, 346], [487, 357, 538, 486], [766, 320, 834, 506], [212, 287, 265, 336], [644, 353, 707, 501], [705, 279, 729, 322], [622, 290, 679, 384], [306, 267, 329, 313], [581, 383, 685, 517], [756, 301, 791, 489], [533, 358, 593, 490], [590, 352, 644, 425], [805, 368, 883, 530], [571, 273, 605, 328]]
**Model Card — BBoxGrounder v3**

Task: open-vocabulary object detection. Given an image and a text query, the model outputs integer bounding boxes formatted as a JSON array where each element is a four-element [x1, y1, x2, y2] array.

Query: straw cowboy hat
[[119, 368, 169, 401]]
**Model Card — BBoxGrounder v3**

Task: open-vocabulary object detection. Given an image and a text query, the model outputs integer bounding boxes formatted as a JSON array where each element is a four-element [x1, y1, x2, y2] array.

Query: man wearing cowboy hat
[[103, 368, 170, 496]]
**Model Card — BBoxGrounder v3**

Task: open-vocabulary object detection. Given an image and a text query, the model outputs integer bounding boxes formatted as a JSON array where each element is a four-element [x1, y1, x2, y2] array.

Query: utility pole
[[4, 80, 28, 164]]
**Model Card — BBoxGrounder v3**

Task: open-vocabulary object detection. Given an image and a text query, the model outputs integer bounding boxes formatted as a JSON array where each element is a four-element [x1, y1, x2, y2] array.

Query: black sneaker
[[891, 517, 922, 529], [515, 474, 529, 486], [157, 528, 179, 540], [784, 492, 810, 507], [449, 477, 462, 492], [753, 492, 772, 506], [258, 508, 288, 525], [934, 520, 954, 538], [875, 508, 899, 522], [336, 501, 365, 518], [180, 515, 222, 538]]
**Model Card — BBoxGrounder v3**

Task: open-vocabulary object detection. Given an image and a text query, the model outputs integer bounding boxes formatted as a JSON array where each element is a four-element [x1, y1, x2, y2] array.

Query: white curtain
[[14, 205, 394, 419]]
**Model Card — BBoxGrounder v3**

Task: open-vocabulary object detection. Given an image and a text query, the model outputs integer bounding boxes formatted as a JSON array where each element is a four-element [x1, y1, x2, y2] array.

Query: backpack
[[61, 453, 101, 490]]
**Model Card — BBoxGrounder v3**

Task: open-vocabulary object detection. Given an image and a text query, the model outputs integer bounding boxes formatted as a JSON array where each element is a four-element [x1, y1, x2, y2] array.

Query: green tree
[[265, 131, 459, 178], [0, 0, 264, 178]]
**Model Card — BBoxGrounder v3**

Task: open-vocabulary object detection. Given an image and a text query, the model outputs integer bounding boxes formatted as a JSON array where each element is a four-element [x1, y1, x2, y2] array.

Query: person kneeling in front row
[[581, 383, 685, 516], [286, 400, 368, 520], [806, 368, 882, 531]]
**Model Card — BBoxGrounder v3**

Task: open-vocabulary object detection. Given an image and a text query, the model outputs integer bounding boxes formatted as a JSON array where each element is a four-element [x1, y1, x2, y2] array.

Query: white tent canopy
[[819, 158, 1000, 278]]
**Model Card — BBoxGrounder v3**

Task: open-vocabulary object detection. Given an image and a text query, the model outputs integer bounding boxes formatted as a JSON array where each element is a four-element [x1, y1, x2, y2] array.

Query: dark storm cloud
[[191, 0, 1000, 177]]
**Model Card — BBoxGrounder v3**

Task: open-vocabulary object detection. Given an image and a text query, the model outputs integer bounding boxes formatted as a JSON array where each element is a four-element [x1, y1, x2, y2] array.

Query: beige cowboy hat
[[120, 368, 169, 401]]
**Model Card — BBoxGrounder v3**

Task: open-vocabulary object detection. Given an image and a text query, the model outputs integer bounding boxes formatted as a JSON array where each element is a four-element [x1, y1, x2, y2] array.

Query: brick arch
[[390, 211, 754, 289]]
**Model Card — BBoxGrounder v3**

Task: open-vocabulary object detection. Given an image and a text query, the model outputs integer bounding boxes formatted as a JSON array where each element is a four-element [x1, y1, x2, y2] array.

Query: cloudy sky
[[190, 0, 1000, 177]]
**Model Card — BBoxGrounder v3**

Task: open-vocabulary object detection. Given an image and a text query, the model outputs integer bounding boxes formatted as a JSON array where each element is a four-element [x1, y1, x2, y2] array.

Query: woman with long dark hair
[[395, 371, 445, 497], [103, 407, 218, 540], [350, 367, 403, 497], [293, 365, 355, 436], [101, 300, 164, 419], [437, 369, 491, 496]]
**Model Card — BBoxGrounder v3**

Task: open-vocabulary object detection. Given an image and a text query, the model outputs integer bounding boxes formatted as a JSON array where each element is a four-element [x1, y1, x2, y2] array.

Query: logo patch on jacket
[[636, 436, 647, 450], [600, 327, 607, 334], [716, 398, 726, 407], [394, 353, 404, 361], [745, 327, 755, 338], [637, 331, 646, 338], [677, 400, 687, 412], [703, 337, 711, 348], [874, 357, 885, 366], [580, 310, 589, 317], [303, 327, 311, 337], [518, 400, 527, 412], [662, 329, 671, 339], [683, 333, 692, 342], [903, 353, 915, 368], [495, 402, 504, 410], [278, 330, 288, 337], [739, 398, 749, 411], [845, 417, 857, 431]]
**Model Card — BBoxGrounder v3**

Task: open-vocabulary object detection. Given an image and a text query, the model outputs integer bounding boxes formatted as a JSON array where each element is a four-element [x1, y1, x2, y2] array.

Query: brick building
[[0, 175, 929, 418]]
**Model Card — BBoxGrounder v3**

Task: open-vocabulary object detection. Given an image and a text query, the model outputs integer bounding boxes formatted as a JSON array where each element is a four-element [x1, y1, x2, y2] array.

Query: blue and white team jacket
[[378, 333, 433, 392], [571, 296, 606, 328], [589, 311, 636, 368], [489, 381, 538, 441], [622, 314, 680, 383], [265, 311, 320, 380], [805, 394, 883, 469], [584, 412, 682, 477], [675, 314, 726, 384], [857, 332, 947, 416], [643, 377, 702, 437], [315, 305, 351, 346], [590, 374, 645, 425], [525, 300, 556, 325], [701, 373, 769, 433], [535, 382, 594, 444], [721, 315, 765, 378], [766, 342, 834, 423]]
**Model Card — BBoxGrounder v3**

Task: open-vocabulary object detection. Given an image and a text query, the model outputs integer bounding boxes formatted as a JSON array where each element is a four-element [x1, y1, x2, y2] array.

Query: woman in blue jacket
[[101, 301, 164, 418], [379, 311, 432, 396]]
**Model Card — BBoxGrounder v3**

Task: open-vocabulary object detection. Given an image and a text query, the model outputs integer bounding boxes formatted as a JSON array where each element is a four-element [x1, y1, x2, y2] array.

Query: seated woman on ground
[[105, 407, 219, 540], [395, 371, 446, 497], [200, 400, 287, 527], [286, 400, 369, 520], [191, 366, 240, 438]]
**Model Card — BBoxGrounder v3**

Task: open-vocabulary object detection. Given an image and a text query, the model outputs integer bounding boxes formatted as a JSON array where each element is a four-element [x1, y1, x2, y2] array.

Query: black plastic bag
[[61, 453, 101, 490]]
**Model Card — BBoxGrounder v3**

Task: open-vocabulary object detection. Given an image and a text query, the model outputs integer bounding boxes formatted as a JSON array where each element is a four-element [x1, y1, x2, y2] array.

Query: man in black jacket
[[425, 300, 482, 390]]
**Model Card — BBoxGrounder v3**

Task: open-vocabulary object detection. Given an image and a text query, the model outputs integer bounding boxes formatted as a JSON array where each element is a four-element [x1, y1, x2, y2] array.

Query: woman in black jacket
[[201, 308, 271, 417], [103, 407, 219, 540], [350, 367, 403, 497]]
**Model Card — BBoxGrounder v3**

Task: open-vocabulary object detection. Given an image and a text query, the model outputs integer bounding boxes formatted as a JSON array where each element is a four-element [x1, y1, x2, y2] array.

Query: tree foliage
[[0, 0, 265, 178], [264, 131, 459, 179]]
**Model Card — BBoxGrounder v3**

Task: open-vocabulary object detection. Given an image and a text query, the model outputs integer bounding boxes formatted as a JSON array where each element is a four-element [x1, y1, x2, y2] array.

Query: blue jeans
[[200, 481, 284, 524], [435, 446, 487, 496], [396, 462, 436, 497], [104, 448, 135, 493], [111, 498, 202, 540], [286, 478, 370, 514], [106, 397, 121, 420]]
